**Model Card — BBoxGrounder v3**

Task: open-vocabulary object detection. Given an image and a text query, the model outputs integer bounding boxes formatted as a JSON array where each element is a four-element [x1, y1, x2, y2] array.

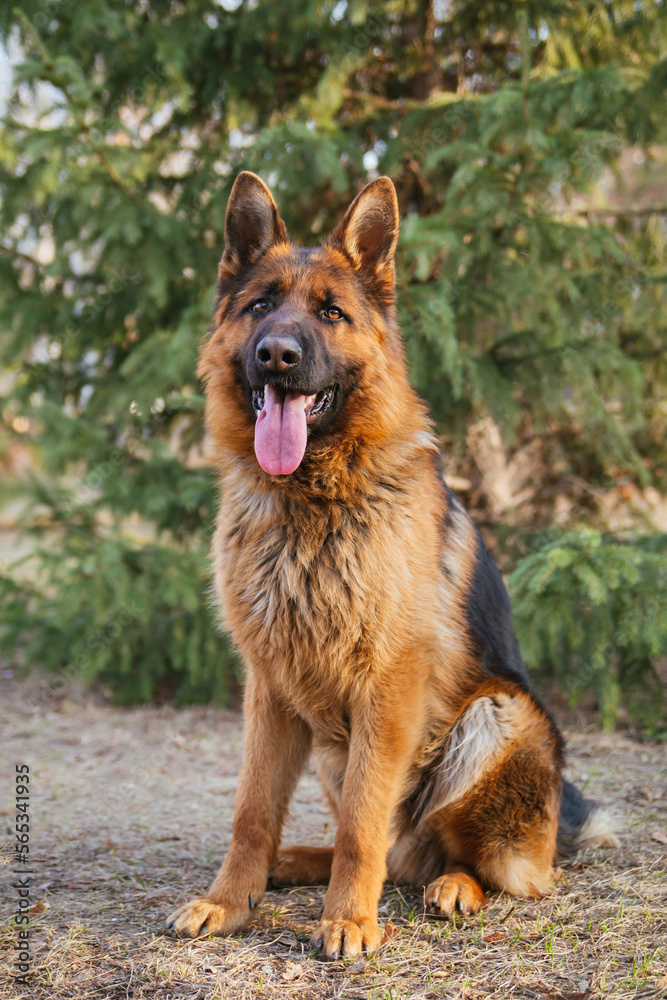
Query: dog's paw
[[310, 917, 383, 960], [166, 896, 250, 938], [425, 872, 486, 919], [270, 846, 333, 887]]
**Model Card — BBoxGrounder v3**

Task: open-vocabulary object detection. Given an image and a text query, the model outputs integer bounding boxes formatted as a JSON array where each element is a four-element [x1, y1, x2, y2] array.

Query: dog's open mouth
[[252, 385, 334, 424], [252, 384, 335, 476]]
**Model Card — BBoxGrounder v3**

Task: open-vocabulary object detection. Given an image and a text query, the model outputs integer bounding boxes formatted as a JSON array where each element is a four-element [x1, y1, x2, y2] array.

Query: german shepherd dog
[[167, 172, 618, 958]]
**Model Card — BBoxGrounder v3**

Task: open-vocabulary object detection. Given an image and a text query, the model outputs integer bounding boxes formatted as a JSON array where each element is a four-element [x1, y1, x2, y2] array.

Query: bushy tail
[[556, 780, 621, 858]]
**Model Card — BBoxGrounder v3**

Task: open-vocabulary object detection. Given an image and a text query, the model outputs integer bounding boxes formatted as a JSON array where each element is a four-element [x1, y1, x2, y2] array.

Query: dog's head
[[200, 172, 424, 481]]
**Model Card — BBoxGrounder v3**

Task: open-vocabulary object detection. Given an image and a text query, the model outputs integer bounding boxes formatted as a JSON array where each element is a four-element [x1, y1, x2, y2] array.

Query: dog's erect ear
[[330, 177, 399, 283], [219, 172, 288, 283]]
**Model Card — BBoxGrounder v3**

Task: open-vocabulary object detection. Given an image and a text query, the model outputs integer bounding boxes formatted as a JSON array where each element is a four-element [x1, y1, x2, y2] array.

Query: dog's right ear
[[219, 172, 288, 284]]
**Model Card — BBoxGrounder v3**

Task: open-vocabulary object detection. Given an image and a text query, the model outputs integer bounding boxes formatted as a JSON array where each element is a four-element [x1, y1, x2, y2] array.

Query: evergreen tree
[[1, 1, 666, 724]]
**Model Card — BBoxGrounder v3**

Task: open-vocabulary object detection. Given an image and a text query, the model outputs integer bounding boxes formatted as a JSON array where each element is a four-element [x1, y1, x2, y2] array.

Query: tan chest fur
[[212, 467, 445, 728], [210, 453, 479, 742]]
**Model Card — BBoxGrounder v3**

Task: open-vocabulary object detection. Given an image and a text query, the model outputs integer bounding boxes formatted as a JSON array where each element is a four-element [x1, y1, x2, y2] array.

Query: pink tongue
[[254, 383, 308, 475]]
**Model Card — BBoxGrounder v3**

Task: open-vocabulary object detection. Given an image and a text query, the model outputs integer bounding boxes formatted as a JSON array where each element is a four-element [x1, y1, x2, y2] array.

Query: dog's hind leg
[[268, 748, 340, 886], [270, 846, 334, 886], [409, 684, 563, 918]]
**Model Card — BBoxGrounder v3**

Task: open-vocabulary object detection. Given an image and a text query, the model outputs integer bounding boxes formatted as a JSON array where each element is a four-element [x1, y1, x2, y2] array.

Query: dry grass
[[1, 675, 666, 999]]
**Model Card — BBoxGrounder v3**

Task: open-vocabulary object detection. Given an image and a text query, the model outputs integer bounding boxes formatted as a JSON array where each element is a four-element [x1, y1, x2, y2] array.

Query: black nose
[[255, 334, 302, 373]]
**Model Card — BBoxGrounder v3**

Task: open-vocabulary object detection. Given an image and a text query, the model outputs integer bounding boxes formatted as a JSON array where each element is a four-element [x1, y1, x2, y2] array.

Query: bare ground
[[1, 675, 666, 1000]]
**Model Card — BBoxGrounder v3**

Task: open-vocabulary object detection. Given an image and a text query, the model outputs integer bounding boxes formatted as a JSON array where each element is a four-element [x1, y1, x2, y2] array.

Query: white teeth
[[305, 386, 334, 420], [252, 386, 334, 419]]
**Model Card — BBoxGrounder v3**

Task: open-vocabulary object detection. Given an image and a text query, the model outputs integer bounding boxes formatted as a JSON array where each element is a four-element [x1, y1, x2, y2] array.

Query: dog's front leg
[[311, 685, 423, 959], [168, 672, 311, 937]]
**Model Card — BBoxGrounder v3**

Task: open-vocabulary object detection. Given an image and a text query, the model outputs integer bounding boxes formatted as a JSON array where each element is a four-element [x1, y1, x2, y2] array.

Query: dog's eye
[[323, 307, 343, 321], [250, 299, 269, 314]]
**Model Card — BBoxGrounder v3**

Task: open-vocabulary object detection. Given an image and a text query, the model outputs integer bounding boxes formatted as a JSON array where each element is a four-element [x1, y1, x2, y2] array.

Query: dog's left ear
[[330, 177, 399, 285]]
